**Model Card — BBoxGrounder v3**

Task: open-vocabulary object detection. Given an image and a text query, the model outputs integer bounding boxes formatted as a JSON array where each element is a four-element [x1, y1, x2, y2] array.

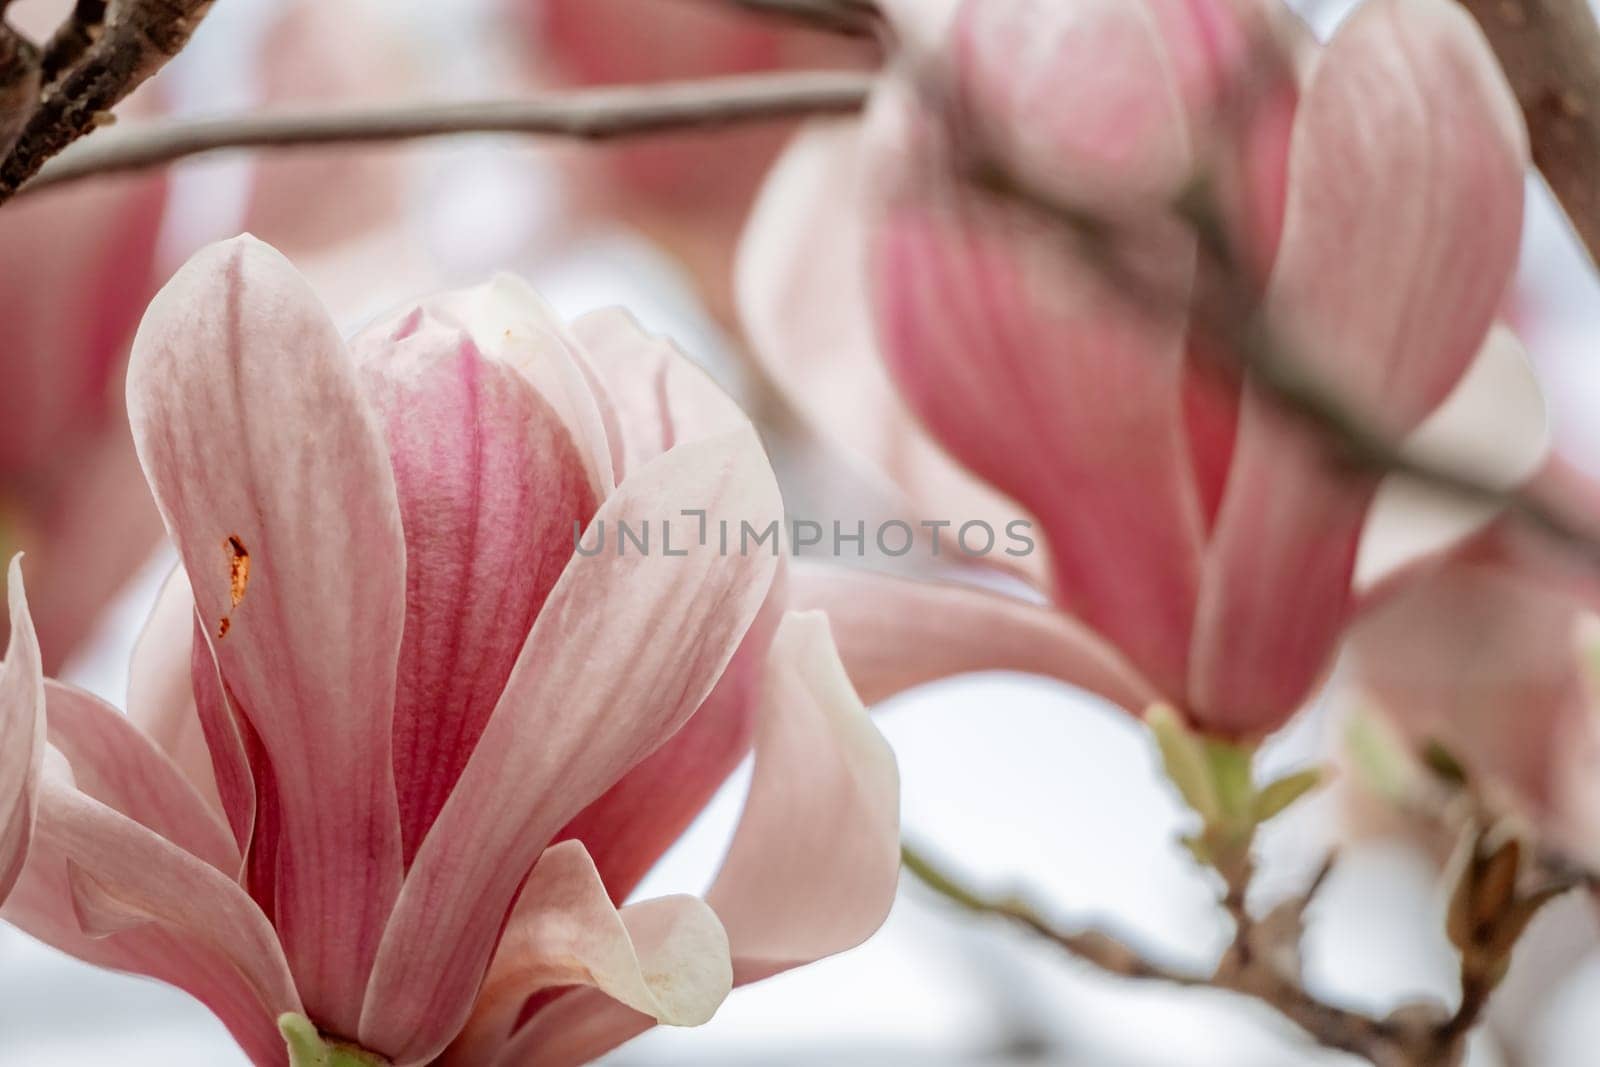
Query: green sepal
[[1146, 704, 1221, 824], [279, 1014, 389, 1067], [1252, 768, 1325, 824]]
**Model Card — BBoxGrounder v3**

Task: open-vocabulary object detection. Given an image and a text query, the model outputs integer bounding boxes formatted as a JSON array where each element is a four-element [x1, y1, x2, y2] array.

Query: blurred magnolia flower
[[0, 236, 900, 1067], [0, 173, 169, 670], [741, 0, 1542, 738], [1346, 457, 1600, 842], [510, 0, 876, 321], [241, 0, 415, 258]]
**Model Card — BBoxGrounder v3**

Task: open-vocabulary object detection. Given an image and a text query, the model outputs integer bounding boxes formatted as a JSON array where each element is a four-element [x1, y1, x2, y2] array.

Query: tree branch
[[39, 0, 109, 89], [0, 0, 218, 199], [903, 843, 1493, 1067], [16, 70, 875, 196], [1454, 0, 1600, 271]]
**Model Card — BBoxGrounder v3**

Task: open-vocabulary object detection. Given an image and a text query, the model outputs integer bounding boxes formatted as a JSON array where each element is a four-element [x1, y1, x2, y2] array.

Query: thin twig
[[17, 70, 875, 196], [1454, 0, 1600, 271], [900, 844, 1211, 987]]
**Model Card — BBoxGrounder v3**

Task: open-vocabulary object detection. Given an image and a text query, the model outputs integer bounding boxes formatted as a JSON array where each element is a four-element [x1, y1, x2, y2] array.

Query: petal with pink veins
[[1187, 0, 1527, 734], [44, 680, 238, 874], [419, 275, 617, 493], [127, 235, 407, 1035], [354, 312, 600, 864], [30, 765, 300, 1027], [360, 427, 782, 1064], [4, 849, 291, 1066], [866, 77, 1204, 697], [738, 122, 1050, 588]]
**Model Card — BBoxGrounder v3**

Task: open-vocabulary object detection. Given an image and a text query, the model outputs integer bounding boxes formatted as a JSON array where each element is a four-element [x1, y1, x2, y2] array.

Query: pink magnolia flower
[[1, 236, 900, 1066], [742, 0, 1537, 738], [510, 0, 876, 321], [0, 173, 169, 670]]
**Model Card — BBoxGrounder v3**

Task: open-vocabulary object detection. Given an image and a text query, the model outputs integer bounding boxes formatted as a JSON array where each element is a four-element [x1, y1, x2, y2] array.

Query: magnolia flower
[[1, 236, 900, 1067], [510, 0, 875, 321], [741, 0, 1541, 737], [0, 174, 169, 670]]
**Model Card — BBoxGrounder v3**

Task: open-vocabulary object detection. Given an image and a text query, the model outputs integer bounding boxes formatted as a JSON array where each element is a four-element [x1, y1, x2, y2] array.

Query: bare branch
[[17, 70, 875, 196], [1454, 0, 1600, 272], [0, 0, 218, 199], [39, 0, 109, 88], [0, 20, 39, 157], [903, 842, 1454, 1067]]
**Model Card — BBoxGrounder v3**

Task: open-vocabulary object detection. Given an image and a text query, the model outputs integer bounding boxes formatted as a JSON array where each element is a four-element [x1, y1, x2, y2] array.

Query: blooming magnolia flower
[[741, 0, 1541, 737], [0, 173, 169, 670], [0, 236, 900, 1067], [510, 0, 876, 321]]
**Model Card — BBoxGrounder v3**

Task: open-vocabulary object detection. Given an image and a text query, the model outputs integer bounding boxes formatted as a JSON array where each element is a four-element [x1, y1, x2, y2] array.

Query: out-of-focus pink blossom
[[0, 172, 169, 670], [512, 0, 877, 320], [742, 0, 1537, 738], [242, 0, 415, 258], [1, 236, 900, 1066]]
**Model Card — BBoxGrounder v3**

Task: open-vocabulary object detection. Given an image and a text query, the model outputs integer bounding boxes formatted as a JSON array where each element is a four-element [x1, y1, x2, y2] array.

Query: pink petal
[[30, 767, 300, 1029], [554, 565, 785, 903], [128, 565, 224, 815], [788, 562, 1159, 711], [446, 840, 730, 1065], [1349, 561, 1586, 820], [360, 427, 783, 1064], [737, 122, 1051, 589], [707, 611, 899, 981], [0, 555, 45, 901], [1187, 0, 1526, 734], [3, 853, 290, 1066], [496, 611, 900, 1067], [418, 276, 617, 495], [353, 310, 600, 864], [191, 618, 260, 875], [866, 82, 1204, 697], [44, 680, 238, 873], [568, 307, 750, 470], [127, 235, 407, 1034], [550, 314, 786, 901]]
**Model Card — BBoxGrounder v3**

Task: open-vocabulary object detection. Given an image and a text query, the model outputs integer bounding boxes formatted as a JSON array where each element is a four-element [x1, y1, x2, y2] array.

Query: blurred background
[[4, 0, 1600, 1063]]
